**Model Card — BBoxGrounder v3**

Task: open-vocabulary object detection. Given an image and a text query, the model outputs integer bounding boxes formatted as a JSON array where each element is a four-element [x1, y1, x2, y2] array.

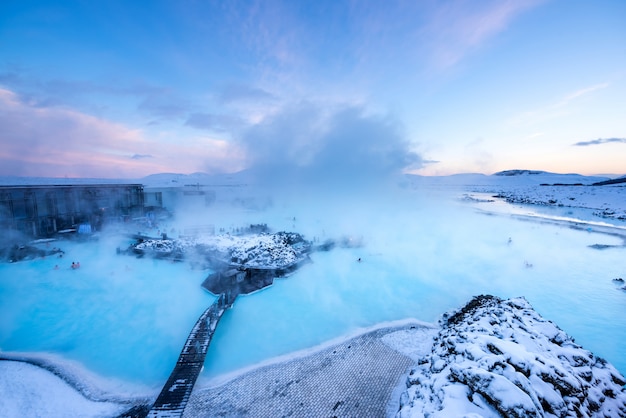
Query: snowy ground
[[408, 170, 626, 225], [1, 170, 625, 417], [0, 352, 150, 418], [0, 361, 126, 418], [467, 183, 626, 224]]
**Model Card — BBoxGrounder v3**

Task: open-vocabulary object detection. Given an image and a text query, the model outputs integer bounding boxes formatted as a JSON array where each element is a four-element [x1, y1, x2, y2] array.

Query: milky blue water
[[1, 191, 625, 389]]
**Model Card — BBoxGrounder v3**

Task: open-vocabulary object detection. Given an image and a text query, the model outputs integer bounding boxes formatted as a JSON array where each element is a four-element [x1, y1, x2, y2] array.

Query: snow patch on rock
[[397, 295, 626, 418]]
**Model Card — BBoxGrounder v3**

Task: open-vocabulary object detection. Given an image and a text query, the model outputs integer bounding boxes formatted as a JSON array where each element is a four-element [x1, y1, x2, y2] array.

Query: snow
[[475, 185, 626, 223], [408, 171, 626, 221], [0, 361, 128, 418], [133, 231, 308, 268], [2, 170, 626, 417], [381, 327, 439, 362], [439, 171, 626, 226], [396, 296, 626, 417]]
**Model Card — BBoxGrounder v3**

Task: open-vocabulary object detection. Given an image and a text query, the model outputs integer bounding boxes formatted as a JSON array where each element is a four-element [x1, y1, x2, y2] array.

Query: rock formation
[[397, 295, 626, 417]]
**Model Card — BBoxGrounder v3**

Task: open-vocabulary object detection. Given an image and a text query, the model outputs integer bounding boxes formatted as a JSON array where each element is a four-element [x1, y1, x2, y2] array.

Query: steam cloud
[[237, 103, 422, 189]]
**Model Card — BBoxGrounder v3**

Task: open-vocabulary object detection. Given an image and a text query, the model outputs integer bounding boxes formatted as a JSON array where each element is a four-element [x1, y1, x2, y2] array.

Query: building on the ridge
[[0, 184, 145, 239]]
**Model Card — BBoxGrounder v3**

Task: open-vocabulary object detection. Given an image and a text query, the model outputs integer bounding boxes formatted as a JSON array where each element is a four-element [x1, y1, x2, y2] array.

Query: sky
[[0, 0, 625, 179]]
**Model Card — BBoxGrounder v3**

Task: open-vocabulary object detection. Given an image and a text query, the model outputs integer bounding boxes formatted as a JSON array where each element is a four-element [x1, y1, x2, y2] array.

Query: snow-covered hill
[[1, 169, 622, 189], [397, 295, 626, 418], [405, 170, 614, 188], [492, 169, 609, 185]]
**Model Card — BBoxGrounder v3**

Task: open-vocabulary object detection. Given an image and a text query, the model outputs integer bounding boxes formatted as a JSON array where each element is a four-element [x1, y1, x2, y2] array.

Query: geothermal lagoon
[[1, 185, 625, 392]]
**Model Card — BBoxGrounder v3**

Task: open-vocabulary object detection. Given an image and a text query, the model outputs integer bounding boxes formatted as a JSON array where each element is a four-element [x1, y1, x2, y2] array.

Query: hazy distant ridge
[[0, 169, 622, 188]]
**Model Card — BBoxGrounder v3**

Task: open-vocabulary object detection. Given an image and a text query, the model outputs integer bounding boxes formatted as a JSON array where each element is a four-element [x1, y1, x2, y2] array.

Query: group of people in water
[[53, 261, 81, 270]]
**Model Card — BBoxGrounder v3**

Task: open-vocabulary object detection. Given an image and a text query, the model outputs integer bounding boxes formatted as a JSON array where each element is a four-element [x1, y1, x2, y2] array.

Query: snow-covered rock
[[132, 232, 310, 268], [397, 295, 626, 418]]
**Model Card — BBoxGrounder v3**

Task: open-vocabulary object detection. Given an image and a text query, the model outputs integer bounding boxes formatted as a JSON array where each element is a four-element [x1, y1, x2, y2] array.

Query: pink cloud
[[0, 88, 244, 178], [424, 0, 546, 69]]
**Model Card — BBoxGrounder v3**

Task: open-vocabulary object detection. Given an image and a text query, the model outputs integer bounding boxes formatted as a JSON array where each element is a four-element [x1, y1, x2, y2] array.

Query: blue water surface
[[1, 193, 625, 388]]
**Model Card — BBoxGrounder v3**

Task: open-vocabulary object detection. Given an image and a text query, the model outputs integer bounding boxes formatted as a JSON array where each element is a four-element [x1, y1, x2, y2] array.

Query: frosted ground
[[0, 172, 625, 416]]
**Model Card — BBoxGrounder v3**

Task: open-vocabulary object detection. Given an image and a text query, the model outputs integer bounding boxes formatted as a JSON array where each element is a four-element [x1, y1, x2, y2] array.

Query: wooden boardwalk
[[147, 293, 234, 417]]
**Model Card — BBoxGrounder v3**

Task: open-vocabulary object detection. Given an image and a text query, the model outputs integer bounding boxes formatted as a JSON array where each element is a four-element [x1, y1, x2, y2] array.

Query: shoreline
[[471, 205, 626, 246], [185, 321, 438, 417], [0, 320, 436, 417], [0, 351, 153, 402], [197, 317, 434, 388]]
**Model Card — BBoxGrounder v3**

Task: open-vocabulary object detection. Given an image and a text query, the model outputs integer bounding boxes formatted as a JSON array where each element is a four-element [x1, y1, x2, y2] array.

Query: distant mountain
[[1, 169, 620, 189], [493, 169, 547, 176], [492, 169, 609, 184], [404, 170, 611, 188], [592, 175, 626, 186]]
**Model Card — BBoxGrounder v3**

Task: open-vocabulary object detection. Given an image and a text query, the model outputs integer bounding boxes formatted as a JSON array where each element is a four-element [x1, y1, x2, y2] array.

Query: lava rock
[[397, 295, 626, 417]]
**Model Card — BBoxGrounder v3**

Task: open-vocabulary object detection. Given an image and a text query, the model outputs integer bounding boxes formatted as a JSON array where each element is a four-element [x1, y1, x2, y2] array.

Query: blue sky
[[1, 0, 625, 178]]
